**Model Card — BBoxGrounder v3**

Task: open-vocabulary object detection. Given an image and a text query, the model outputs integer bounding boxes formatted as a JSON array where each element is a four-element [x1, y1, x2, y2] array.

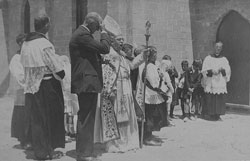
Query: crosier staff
[[140, 21, 151, 148]]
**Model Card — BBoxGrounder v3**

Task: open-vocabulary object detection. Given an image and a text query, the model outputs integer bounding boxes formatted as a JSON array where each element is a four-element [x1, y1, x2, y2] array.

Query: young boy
[[60, 55, 79, 140], [190, 59, 204, 118], [178, 60, 193, 122]]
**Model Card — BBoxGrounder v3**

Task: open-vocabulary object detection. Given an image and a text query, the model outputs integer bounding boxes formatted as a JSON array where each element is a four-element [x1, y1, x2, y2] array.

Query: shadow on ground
[[24, 149, 35, 160], [13, 144, 24, 150], [66, 143, 106, 160], [66, 149, 77, 159]]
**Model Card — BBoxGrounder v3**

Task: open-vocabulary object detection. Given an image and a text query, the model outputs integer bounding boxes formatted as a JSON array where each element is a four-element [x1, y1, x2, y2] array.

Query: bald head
[[83, 12, 103, 34], [84, 12, 102, 24]]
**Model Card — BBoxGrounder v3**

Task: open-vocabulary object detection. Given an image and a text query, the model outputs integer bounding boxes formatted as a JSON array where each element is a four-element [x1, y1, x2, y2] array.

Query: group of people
[[169, 41, 231, 123], [9, 11, 231, 161]]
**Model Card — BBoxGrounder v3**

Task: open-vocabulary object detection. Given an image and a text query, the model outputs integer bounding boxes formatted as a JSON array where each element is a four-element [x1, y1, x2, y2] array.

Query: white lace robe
[[20, 38, 63, 94], [201, 55, 231, 94]]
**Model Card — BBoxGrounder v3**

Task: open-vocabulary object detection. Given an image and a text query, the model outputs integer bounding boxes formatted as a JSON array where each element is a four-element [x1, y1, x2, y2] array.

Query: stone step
[[226, 103, 250, 115]]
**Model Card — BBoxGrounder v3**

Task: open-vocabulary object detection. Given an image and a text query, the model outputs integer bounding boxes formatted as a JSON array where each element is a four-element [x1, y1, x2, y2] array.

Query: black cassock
[[25, 76, 65, 159]]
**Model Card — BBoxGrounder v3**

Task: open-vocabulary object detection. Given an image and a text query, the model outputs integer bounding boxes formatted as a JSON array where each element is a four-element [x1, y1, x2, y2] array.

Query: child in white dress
[[60, 55, 79, 139]]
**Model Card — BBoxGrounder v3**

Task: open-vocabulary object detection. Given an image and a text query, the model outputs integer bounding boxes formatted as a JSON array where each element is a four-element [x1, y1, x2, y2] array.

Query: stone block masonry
[[190, 0, 250, 59]]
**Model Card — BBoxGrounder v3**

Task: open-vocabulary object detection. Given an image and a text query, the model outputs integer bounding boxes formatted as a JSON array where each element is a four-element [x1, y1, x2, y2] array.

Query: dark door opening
[[24, 0, 30, 33], [76, 0, 88, 29], [217, 10, 250, 105]]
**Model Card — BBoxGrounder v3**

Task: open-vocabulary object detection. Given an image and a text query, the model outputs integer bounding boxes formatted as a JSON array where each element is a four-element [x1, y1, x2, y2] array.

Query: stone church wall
[[190, 0, 250, 59]]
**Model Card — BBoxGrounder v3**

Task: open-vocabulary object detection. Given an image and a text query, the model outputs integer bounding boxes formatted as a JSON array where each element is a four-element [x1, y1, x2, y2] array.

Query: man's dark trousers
[[76, 92, 98, 157]]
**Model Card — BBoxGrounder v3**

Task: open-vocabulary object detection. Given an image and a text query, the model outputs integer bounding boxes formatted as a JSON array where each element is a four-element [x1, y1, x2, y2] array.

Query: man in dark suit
[[69, 12, 110, 161]]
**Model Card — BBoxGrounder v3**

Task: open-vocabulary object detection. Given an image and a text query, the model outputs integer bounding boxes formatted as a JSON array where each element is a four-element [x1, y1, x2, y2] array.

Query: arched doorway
[[217, 10, 250, 105]]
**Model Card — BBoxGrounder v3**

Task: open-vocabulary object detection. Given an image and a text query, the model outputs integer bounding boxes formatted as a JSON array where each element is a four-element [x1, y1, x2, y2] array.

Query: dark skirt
[[11, 105, 31, 144], [25, 77, 65, 159], [203, 93, 226, 115], [145, 102, 167, 135]]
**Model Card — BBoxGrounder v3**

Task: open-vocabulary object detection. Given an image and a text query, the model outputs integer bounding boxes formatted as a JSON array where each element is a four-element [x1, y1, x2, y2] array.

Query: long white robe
[[9, 54, 25, 106], [201, 55, 231, 94], [94, 47, 144, 152]]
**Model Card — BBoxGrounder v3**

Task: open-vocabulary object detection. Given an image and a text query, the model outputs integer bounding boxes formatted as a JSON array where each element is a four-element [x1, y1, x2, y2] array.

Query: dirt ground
[[1, 96, 250, 161]]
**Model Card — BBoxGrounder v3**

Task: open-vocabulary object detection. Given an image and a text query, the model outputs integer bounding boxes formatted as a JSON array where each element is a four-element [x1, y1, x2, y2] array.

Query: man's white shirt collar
[[81, 25, 90, 33]]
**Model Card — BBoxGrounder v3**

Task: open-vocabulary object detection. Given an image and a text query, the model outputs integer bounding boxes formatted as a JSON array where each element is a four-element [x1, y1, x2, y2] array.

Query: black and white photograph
[[0, 0, 250, 161]]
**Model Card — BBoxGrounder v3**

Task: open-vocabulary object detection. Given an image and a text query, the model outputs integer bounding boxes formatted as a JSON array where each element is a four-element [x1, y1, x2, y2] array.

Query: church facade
[[0, 0, 249, 107]]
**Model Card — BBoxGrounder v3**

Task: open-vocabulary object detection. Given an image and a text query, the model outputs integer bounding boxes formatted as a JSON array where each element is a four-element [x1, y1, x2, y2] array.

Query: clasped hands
[[207, 68, 226, 77], [188, 88, 194, 93]]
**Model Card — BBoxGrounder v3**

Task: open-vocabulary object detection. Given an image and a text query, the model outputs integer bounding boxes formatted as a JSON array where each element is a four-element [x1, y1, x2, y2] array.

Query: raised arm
[[77, 32, 111, 55], [126, 52, 146, 70]]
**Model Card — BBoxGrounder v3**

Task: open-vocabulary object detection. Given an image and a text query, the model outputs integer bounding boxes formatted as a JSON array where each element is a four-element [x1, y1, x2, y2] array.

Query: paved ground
[[1, 96, 250, 161]]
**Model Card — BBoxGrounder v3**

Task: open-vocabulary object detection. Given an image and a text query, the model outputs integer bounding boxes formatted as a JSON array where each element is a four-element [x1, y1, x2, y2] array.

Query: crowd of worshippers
[[9, 12, 231, 161]]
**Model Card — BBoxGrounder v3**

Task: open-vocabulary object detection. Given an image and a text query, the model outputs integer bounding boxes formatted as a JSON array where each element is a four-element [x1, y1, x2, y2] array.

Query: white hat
[[103, 15, 122, 37], [160, 59, 172, 71]]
